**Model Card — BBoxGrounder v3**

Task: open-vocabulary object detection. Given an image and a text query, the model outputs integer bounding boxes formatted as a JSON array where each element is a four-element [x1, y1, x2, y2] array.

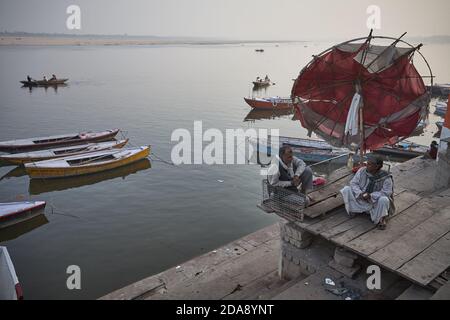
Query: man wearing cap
[[340, 155, 394, 230]]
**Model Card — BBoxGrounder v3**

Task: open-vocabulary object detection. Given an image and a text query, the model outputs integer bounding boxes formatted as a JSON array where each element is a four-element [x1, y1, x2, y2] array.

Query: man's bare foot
[[348, 212, 357, 218], [377, 218, 387, 230]]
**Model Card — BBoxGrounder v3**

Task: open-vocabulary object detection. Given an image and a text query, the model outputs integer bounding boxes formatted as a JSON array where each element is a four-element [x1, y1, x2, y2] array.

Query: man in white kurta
[[340, 156, 393, 229]]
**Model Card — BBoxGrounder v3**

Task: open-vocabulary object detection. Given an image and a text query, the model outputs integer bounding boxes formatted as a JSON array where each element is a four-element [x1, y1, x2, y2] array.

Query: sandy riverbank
[[0, 35, 292, 46]]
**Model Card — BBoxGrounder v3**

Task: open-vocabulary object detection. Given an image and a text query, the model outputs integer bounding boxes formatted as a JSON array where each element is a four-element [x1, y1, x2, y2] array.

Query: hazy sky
[[0, 0, 449, 40]]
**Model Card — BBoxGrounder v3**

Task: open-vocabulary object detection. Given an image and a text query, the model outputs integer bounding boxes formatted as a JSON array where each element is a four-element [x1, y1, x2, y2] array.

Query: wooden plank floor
[[294, 158, 450, 288]]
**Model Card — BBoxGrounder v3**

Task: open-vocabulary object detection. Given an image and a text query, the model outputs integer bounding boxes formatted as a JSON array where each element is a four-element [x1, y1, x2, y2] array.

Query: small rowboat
[[20, 79, 68, 86], [252, 80, 271, 87], [244, 97, 294, 110], [0, 247, 23, 300], [0, 139, 128, 165], [29, 159, 151, 195], [25, 146, 150, 179], [0, 129, 120, 153], [0, 201, 46, 229]]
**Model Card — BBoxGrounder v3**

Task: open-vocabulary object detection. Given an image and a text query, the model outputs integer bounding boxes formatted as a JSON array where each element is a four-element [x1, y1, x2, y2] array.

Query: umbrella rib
[[307, 89, 356, 134], [295, 80, 354, 99]]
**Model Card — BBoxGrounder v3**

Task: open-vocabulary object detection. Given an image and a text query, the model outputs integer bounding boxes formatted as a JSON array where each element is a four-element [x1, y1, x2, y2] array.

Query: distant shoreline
[[0, 35, 302, 47]]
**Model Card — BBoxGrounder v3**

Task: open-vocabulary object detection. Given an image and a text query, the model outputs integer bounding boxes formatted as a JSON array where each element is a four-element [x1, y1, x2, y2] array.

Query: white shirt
[[267, 156, 307, 188]]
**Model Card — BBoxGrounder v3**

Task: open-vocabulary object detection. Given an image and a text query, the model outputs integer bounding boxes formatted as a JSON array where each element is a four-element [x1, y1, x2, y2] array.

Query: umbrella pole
[[359, 106, 365, 166]]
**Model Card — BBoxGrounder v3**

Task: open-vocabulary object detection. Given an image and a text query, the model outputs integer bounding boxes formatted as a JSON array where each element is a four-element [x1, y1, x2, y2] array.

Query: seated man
[[340, 155, 394, 230], [50, 74, 57, 81], [267, 145, 314, 202], [427, 141, 438, 160]]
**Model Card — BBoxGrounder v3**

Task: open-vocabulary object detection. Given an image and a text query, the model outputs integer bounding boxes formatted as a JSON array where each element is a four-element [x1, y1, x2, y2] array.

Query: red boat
[[244, 97, 294, 110]]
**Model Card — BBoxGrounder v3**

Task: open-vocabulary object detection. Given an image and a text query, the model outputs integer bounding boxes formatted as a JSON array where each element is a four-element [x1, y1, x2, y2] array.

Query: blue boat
[[250, 136, 350, 164]]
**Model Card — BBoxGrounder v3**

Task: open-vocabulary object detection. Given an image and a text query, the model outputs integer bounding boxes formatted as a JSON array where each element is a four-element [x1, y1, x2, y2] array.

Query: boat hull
[[0, 139, 128, 165], [0, 129, 120, 153], [244, 97, 293, 110], [25, 147, 150, 179], [0, 247, 23, 300], [20, 79, 68, 86], [252, 81, 271, 87], [251, 136, 349, 164], [373, 147, 425, 159], [0, 201, 46, 229]]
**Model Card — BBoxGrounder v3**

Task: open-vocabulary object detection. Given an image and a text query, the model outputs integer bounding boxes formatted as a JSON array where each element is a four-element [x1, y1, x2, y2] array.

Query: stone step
[[430, 281, 450, 300], [396, 284, 434, 300], [272, 265, 368, 300]]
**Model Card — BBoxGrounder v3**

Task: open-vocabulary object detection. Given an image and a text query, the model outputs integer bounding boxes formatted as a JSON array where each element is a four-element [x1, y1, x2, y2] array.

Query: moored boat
[[372, 140, 428, 159], [25, 146, 150, 179], [244, 97, 294, 110], [0, 139, 128, 165], [0, 129, 120, 153], [29, 159, 151, 195], [427, 84, 450, 96], [249, 136, 350, 164], [0, 201, 46, 229], [0, 247, 23, 300]]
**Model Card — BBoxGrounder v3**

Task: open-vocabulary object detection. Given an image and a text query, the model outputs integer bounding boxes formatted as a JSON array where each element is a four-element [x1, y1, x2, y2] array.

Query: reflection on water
[[0, 213, 49, 243], [0, 166, 27, 181], [244, 108, 294, 122], [21, 84, 68, 94], [29, 158, 151, 195]]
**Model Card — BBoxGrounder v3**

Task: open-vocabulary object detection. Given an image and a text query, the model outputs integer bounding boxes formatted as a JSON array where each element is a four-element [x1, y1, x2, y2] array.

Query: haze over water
[[0, 40, 449, 299]]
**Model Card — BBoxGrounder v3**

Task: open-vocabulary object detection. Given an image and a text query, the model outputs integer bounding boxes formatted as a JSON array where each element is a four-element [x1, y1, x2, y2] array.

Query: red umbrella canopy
[[291, 34, 431, 151]]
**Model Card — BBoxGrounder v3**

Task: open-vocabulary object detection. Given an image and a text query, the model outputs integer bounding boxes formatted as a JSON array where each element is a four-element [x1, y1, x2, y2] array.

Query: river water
[[0, 41, 448, 299]]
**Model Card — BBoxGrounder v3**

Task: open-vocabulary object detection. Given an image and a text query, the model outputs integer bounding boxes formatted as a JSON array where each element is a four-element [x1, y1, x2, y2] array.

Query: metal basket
[[261, 179, 307, 222]]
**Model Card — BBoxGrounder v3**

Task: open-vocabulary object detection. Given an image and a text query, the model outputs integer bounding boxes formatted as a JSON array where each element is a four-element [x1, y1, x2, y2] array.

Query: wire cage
[[261, 179, 307, 222]]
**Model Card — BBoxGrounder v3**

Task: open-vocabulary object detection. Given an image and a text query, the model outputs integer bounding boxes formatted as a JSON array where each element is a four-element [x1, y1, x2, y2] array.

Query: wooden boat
[[0, 129, 120, 153], [249, 136, 350, 164], [20, 78, 68, 86], [0, 201, 46, 229], [25, 146, 150, 179], [0, 139, 128, 165], [252, 80, 271, 87], [427, 84, 450, 96], [29, 159, 151, 195], [244, 97, 294, 110], [373, 140, 428, 159], [0, 247, 23, 300]]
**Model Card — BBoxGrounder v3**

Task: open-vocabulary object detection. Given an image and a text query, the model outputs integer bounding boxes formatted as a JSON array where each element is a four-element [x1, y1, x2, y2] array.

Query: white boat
[[0, 201, 46, 229], [0, 247, 23, 300], [0, 129, 120, 153], [0, 139, 128, 165]]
